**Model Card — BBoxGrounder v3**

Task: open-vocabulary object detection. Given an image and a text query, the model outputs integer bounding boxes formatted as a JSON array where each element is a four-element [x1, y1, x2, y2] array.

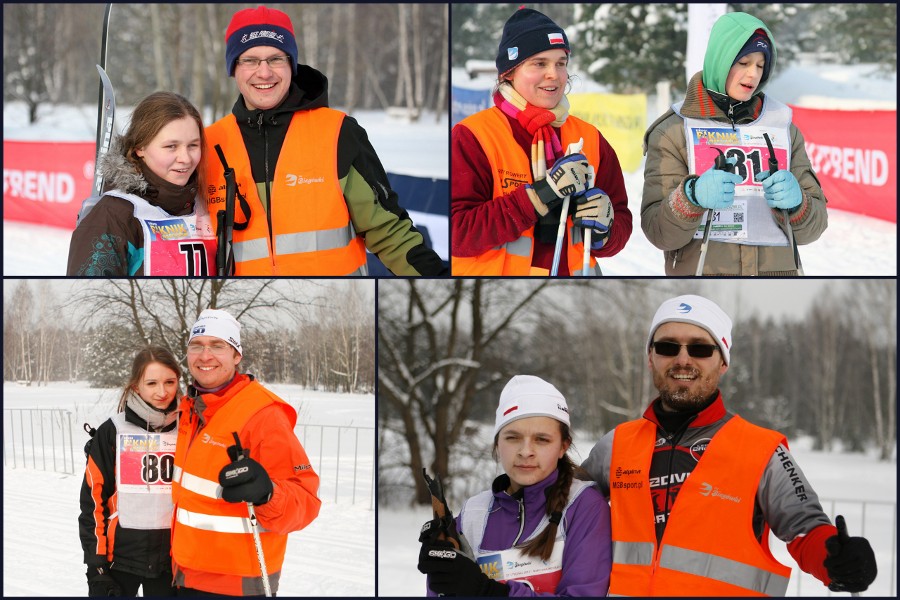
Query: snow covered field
[[2, 382, 375, 597], [378, 432, 897, 597]]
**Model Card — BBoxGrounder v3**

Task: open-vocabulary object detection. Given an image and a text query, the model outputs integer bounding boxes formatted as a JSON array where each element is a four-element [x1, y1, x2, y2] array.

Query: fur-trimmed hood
[[98, 138, 150, 196]]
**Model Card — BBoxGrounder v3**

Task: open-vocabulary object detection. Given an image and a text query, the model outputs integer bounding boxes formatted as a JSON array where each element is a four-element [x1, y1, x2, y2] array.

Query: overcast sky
[[700, 279, 853, 321]]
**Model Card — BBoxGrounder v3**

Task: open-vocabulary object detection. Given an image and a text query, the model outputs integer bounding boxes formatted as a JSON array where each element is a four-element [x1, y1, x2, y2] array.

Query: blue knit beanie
[[225, 6, 298, 77], [496, 8, 569, 76], [733, 30, 772, 84]]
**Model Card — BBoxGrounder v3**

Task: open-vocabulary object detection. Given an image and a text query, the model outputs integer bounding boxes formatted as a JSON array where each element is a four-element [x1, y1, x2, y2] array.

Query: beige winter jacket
[[641, 72, 828, 276]]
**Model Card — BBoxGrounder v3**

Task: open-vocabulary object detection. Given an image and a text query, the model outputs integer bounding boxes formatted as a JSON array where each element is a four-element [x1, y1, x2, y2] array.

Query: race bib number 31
[[117, 433, 176, 492]]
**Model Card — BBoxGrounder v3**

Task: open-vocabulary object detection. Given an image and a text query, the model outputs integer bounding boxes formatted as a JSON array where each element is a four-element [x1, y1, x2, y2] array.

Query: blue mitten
[[758, 169, 802, 210], [687, 157, 743, 210]]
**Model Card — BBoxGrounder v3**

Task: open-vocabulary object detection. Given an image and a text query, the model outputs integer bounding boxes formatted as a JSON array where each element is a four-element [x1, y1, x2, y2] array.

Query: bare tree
[[845, 280, 896, 460], [379, 279, 561, 505]]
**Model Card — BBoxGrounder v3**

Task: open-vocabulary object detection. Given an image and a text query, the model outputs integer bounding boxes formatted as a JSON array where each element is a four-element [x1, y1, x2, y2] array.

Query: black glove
[[219, 437, 273, 505], [418, 538, 509, 596], [824, 515, 877, 593], [86, 564, 123, 597]]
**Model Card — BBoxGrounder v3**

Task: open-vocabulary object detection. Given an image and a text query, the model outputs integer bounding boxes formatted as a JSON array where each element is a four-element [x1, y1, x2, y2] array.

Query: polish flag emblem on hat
[[548, 32, 564, 45]]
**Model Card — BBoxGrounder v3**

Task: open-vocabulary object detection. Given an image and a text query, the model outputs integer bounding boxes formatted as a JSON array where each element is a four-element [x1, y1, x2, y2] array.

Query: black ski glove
[[86, 564, 123, 597], [824, 515, 877, 593], [418, 540, 509, 597], [218, 455, 273, 505]]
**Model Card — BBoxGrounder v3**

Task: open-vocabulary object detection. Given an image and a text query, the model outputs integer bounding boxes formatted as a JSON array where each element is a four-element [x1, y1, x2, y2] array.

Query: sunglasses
[[652, 341, 719, 359]]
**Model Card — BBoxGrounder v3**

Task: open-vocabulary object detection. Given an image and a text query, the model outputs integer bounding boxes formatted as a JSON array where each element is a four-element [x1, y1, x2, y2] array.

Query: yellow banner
[[569, 93, 647, 173]]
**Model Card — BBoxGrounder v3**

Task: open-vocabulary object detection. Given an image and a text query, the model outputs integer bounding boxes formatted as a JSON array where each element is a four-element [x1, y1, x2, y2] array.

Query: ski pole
[[550, 194, 570, 276], [227, 432, 271, 597], [763, 133, 804, 276], [695, 148, 733, 276], [581, 166, 599, 277], [214, 145, 237, 277], [551, 139, 585, 276]]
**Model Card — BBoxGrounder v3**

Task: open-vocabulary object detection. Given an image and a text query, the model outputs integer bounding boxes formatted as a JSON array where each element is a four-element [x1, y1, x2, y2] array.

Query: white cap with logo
[[189, 309, 242, 355], [647, 295, 732, 364], [494, 375, 570, 436]]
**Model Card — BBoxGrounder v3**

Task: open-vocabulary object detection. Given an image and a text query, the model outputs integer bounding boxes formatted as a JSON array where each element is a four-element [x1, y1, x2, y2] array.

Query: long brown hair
[[117, 346, 183, 412], [120, 91, 208, 202], [494, 422, 575, 561]]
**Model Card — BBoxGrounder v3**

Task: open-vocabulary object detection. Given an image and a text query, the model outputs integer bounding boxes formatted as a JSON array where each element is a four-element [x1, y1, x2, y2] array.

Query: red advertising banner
[[790, 106, 896, 223], [3, 140, 95, 231]]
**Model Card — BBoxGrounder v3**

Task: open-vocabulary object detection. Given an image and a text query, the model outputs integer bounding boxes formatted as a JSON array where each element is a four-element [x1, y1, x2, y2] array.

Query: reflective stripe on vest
[[205, 111, 367, 275], [176, 507, 269, 535], [452, 108, 601, 275], [608, 416, 791, 596]]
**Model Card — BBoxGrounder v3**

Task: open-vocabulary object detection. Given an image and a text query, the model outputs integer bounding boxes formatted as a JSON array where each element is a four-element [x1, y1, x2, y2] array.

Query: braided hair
[[494, 422, 576, 562]]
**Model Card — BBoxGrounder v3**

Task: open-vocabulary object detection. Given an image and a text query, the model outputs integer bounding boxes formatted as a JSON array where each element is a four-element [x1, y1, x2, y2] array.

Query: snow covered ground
[[378, 431, 897, 597], [2, 382, 374, 597]]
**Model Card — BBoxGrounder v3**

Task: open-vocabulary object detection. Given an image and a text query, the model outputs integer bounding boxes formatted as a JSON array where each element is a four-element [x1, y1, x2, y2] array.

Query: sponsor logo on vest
[[507, 559, 536, 569], [294, 463, 312, 471], [285, 174, 325, 186], [148, 220, 190, 241], [478, 554, 503, 579], [615, 467, 641, 478], [496, 168, 529, 191], [689, 438, 711, 462], [611, 480, 642, 490], [201, 433, 227, 448], [694, 128, 741, 146], [699, 482, 741, 503], [776, 446, 808, 501], [429, 549, 457, 560]]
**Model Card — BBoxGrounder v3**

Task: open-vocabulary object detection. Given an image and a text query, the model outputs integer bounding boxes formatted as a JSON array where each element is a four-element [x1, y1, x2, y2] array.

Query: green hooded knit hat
[[702, 12, 777, 97]]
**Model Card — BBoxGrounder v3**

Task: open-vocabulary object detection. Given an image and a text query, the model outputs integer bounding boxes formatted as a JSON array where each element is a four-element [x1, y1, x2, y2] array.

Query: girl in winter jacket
[[417, 375, 612, 596], [451, 7, 632, 276], [79, 346, 181, 597], [67, 92, 216, 276], [641, 11, 827, 276]]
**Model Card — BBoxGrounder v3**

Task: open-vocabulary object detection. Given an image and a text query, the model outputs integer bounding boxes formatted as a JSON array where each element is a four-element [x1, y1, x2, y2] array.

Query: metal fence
[[2, 408, 375, 509], [3, 408, 77, 474]]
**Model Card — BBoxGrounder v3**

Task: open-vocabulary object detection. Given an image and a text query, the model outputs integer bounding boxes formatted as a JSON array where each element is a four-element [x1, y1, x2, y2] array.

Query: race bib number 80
[[117, 433, 177, 492]]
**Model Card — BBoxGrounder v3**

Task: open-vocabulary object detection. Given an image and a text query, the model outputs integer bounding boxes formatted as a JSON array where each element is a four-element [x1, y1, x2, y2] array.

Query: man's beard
[[653, 367, 718, 412]]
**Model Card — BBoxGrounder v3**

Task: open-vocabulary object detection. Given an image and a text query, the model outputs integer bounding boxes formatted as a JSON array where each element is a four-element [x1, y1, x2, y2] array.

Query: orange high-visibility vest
[[171, 377, 297, 589], [205, 111, 367, 275], [608, 416, 791, 596], [452, 107, 601, 276]]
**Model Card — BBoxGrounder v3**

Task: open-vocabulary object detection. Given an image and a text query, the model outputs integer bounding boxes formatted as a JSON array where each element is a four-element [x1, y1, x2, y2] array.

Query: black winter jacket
[[78, 405, 177, 577]]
